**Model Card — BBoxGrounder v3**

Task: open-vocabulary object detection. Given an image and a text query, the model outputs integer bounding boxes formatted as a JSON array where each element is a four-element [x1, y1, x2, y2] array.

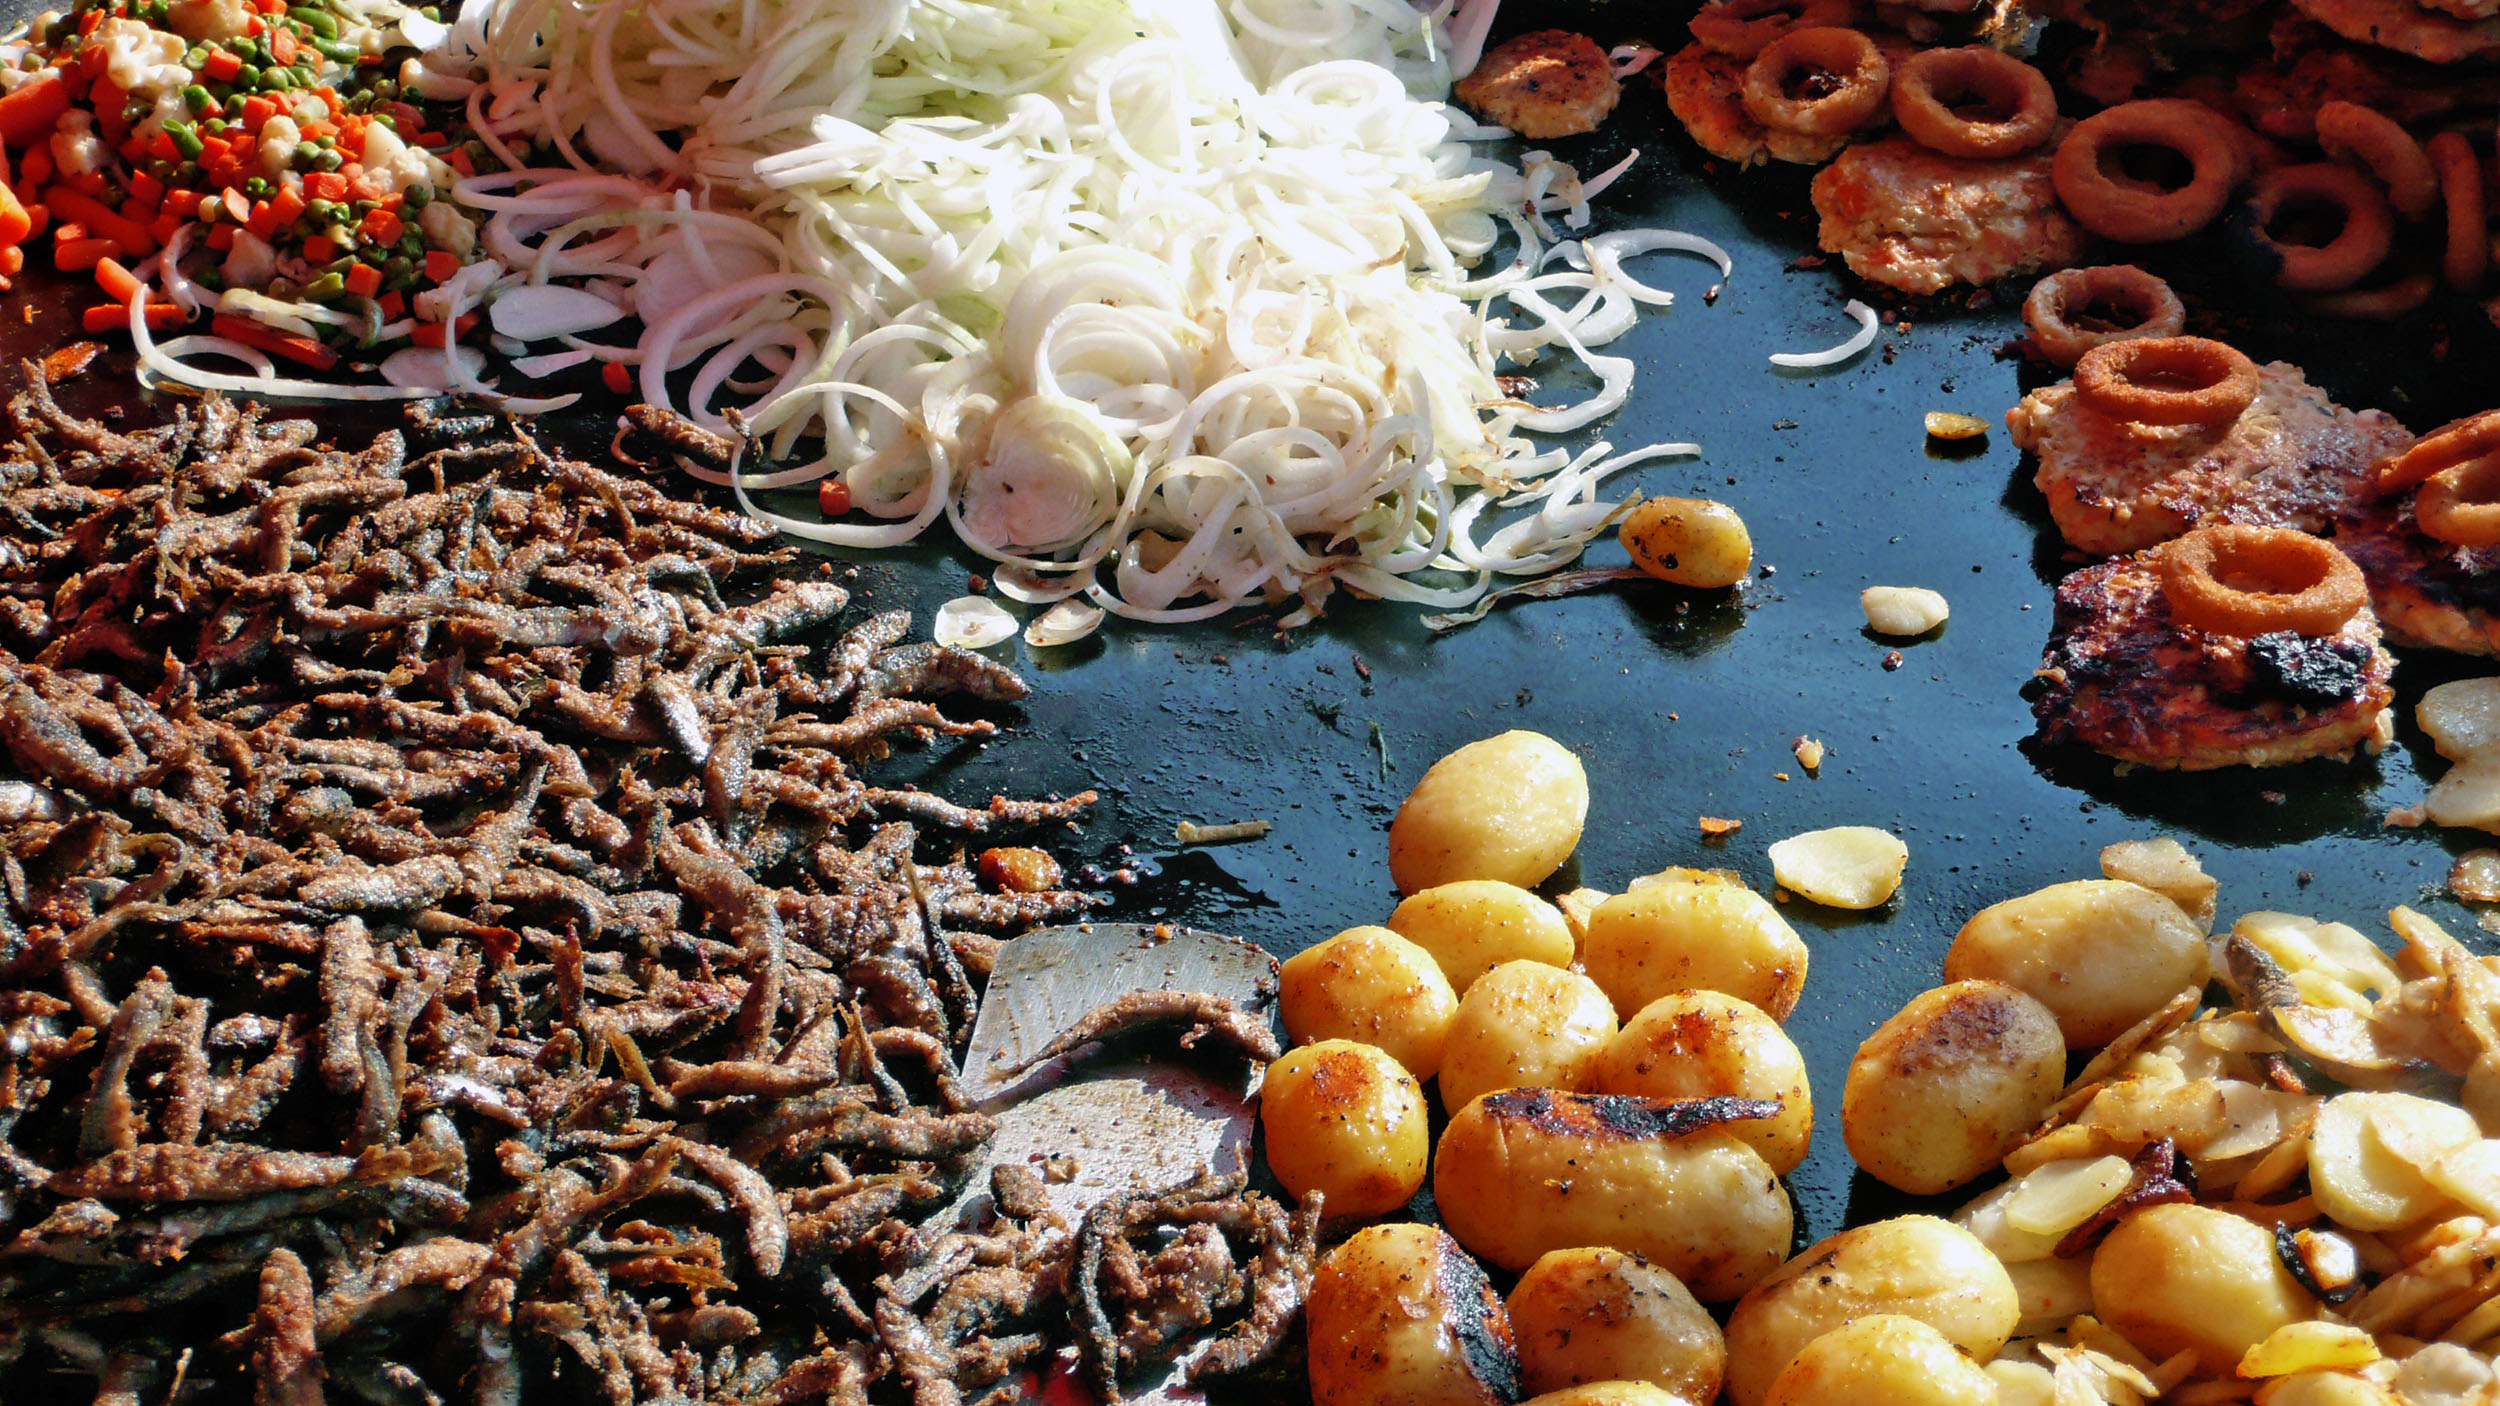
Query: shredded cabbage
[[407, 0, 1724, 620]]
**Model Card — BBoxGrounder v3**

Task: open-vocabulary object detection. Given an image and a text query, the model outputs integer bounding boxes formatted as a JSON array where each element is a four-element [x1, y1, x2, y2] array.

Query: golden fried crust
[[2032, 550, 2397, 770], [2337, 493, 2500, 656], [1455, 30, 1623, 140], [1660, 42, 1849, 168], [2008, 361, 2414, 557], [1808, 133, 2087, 295]]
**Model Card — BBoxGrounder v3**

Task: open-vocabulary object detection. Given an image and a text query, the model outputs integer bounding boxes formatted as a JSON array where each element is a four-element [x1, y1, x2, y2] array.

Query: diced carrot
[[303, 171, 348, 203], [0, 180, 27, 247], [246, 199, 280, 240], [128, 171, 162, 206], [212, 311, 337, 369], [90, 78, 126, 136], [347, 175, 381, 205], [298, 118, 332, 142], [83, 302, 183, 333], [201, 48, 242, 81], [267, 185, 306, 225], [148, 131, 178, 164], [93, 255, 140, 305], [18, 144, 51, 190], [602, 360, 632, 395], [0, 73, 70, 147], [319, 90, 341, 119], [76, 9, 101, 37], [446, 146, 473, 175], [0, 246, 20, 275], [164, 188, 201, 218], [376, 290, 404, 318], [359, 208, 401, 245], [53, 236, 115, 270], [146, 211, 181, 244], [205, 222, 235, 251], [408, 312, 478, 348], [268, 26, 297, 65], [302, 233, 336, 262], [240, 96, 278, 132], [342, 260, 381, 298], [423, 249, 459, 283], [48, 186, 155, 253]]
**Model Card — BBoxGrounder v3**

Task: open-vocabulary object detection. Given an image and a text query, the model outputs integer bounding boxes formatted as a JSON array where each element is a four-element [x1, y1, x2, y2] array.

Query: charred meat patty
[[2032, 549, 2397, 770], [2008, 360, 2414, 557], [2337, 491, 2500, 655], [1809, 133, 2087, 294]]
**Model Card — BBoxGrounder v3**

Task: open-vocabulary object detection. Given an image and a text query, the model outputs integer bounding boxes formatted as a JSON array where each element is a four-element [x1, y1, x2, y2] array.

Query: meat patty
[[2032, 548, 2398, 770], [2288, 0, 2500, 62], [1809, 133, 2087, 295], [1455, 30, 1622, 140], [1661, 42, 1850, 168], [2007, 360, 2414, 557], [2337, 492, 2500, 655]]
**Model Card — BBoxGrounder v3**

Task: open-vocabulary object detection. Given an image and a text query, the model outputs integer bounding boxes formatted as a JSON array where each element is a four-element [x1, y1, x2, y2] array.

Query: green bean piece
[[304, 271, 345, 300]]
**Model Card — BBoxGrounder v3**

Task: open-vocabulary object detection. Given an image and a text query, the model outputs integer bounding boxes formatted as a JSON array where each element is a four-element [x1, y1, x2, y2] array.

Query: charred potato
[[1509, 1247, 1727, 1403], [2089, 1203, 2316, 1374], [1580, 881, 1809, 1022], [1620, 496, 1752, 588], [1433, 1088, 1792, 1300], [1259, 1039, 1429, 1219], [1388, 880, 1577, 993], [1943, 878, 2208, 1048], [1437, 960, 1618, 1115], [1309, 1222, 1523, 1406], [1389, 731, 1588, 895], [1280, 926, 1460, 1080], [1842, 980, 2066, 1195], [1722, 1216, 2019, 1406], [1594, 990, 1812, 1174], [1760, 1315, 1998, 1406]]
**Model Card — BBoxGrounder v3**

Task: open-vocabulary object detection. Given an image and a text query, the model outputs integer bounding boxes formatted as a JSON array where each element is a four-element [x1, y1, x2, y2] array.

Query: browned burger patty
[[1660, 42, 1852, 168], [2007, 361, 2414, 557], [1455, 30, 1623, 140], [2337, 492, 2500, 655], [1809, 133, 2086, 295], [2031, 549, 2398, 770]]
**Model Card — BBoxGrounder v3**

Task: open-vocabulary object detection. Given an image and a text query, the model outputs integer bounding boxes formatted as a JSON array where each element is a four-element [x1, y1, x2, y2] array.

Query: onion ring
[[2238, 163, 2397, 293], [2430, 130, 2488, 294], [2314, 101, 2438, 222], [2416, 455, 2500, 548], [1741, 27, 1890, 137], [2072, 336, 2261, 429], [2301, 268, 2439, 323], [2156, 526, 2369, 639], [2052, 101, 2242, 244], [1890, 47, 2057, 158], [2022, 265, 2186, 367], [2378, 410, 2500, 494], [1689, 0, 1857, 58]]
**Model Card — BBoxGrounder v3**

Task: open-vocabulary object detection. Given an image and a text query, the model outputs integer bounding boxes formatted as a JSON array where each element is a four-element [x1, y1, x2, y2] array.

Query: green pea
[[381, 254, 412, 281], [231, 35, 260, 61], [243, 175, 270, 198], [182, 83, 214, 114], [232, 64, 260, 89], [201, 116, 227, 135], [310, 147, 342, 172], [262, 66, 292, 90], [401, 183, 431, 209]]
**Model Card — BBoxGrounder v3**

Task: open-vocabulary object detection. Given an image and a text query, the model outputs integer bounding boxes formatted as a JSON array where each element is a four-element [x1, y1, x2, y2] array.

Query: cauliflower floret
[[222, 228, 278, 287], [258, 115, 301, 177], [418, 200, 476, 258], [168, 0, 255, 42], [94, 17, 187, 97], [356, 122, 455, 198], [48, 110, 103, 178]]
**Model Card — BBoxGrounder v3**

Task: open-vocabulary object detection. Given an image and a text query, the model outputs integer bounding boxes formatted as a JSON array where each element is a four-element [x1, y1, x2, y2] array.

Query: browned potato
[[1389, 731, 1588, 895], [1594, 991, 1812, 1174], [2090, 1203, 2317, 1374], [1581, 882, 1808, 1022], [1388, 880, 1576, 993], [1309, 1223, 1522, 1406], [1841, 980, 2065, 1195], [1433, 1088, 1791, 1300], [1760, 1315, 1997, 1406], [1437, 960, 1618, 1115], [1260, 1040, 1429, 1220], [1509, 1247, 1726, 1402], [1621, 496, 1752, 588], [1280, 926, 1459, 1079], [1943, 878, 2208, 1048], [1522, 1386, 1690, 1406], [1722, 1216, 2019, 1406]]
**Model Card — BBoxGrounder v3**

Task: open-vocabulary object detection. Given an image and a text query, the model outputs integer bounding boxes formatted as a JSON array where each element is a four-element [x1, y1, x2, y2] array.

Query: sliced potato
[[2308, 1090, 2479, 1231], [2236, 1322, 2379, 1379], [2099, 836, 2218, 933], [1768, 826, 1907, 909], [2419, 677, 2500, 761], [2426, 753, 2500, 831], [1860, 586, 1949, 637]]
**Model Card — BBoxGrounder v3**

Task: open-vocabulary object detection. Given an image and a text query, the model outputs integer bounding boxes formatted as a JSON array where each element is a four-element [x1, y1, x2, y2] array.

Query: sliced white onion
[[381, 345, 489, 389], [490, 284, 629, 340], [511, 348, 598, 378], [1023, 599, 1105, 647], [933, 596, 1018, 649], [1770, 299, 1880, 370]]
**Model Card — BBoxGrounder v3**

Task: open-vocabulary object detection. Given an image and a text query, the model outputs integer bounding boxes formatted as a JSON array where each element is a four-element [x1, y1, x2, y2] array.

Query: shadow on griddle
[[2017, 735, 2395, 846]]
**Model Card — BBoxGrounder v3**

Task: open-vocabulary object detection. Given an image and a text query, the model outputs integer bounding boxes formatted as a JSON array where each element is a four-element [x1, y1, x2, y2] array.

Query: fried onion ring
[[2072, 336, 2260, 429], [2378, 410, 2500, 494], [1890, 47, 2057, 158], [2314, 101, 2438, 222], [1741, 27, 1890, 137], [1689, 0, 1857, 58], [2416, 455, 2500, 548], [2238, 163, 2397, 293], [2301, 269, 2439, 323], [2052, 101, 2241, 243], [2156, 526, 2369, 639], [2430, 130, 2489, 294], [2022, 265, 2187, 367]]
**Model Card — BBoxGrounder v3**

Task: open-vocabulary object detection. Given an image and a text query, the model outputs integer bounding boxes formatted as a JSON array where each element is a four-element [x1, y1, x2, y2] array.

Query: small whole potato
[[1523, 1386, 1690, 1406], [1308, 1223, 1522, 1406], [1389, 880, 1576, 993], [1595, 990, 1812, 1174], [1434, 1088, 1792, 1300], [1621, 496, 1752, 588], [1280, 926, 1460, 1079], [1760, 1315, 1998, 1406], [1944, 878, 2209, 1048], [1389, 731, 1588, 895], [1509, 1247, 1726, 1403], [2090, 1203, 2316, 1373], [1259, 1040, 1429, 1220], [1581, 882, 1809, 1022], [1438, 960, 1618, 1114], [1722, 1216, 2019, 1406], [1841, 980, 2066, 1195]]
